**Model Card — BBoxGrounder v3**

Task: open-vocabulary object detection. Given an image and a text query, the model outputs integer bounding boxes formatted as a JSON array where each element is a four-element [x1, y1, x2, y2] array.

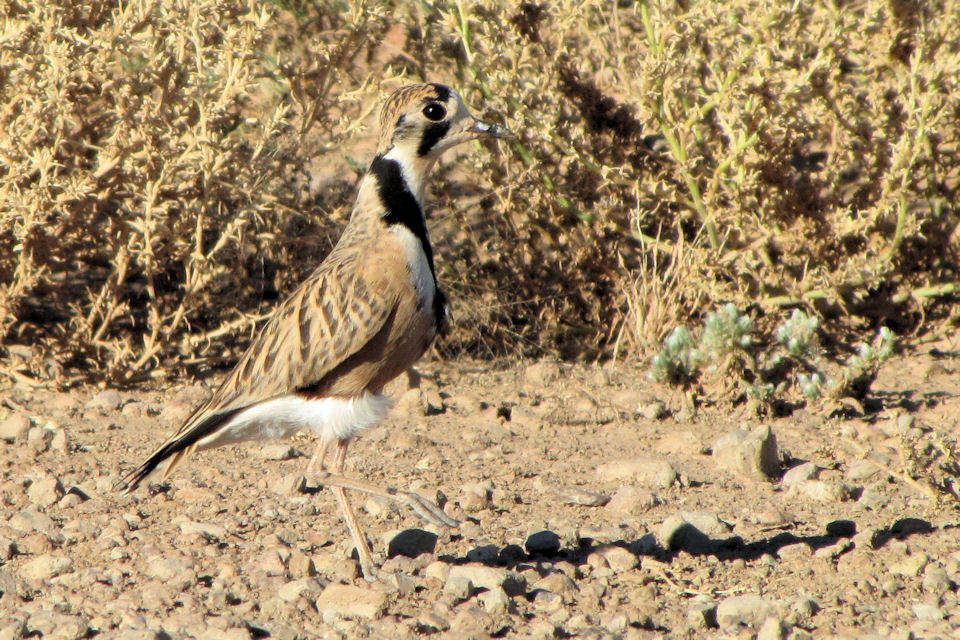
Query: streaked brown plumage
[[118, 82, 510, 581]]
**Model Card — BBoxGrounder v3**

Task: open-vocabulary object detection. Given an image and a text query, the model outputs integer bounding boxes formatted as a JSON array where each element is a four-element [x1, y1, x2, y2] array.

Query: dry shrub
[[1, 0, 958, 383]]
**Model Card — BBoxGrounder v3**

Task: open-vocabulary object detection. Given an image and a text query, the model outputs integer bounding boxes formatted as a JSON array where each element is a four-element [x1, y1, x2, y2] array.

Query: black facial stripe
[[417, 121, 451, 156], [369, 156, 443, 324], [430, 83, 451, 102]]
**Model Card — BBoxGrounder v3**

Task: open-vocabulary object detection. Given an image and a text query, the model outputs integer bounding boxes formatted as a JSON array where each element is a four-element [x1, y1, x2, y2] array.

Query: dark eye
[[422, 103, 446, 121]]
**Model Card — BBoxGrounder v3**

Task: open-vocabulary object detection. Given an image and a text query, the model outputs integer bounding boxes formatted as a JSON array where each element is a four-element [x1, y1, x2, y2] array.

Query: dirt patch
[[1, 341, 958, 638]]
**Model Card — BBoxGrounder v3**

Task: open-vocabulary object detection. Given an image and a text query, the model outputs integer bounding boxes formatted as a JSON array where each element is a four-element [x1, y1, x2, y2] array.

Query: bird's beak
[[469, 119, 514, 139]]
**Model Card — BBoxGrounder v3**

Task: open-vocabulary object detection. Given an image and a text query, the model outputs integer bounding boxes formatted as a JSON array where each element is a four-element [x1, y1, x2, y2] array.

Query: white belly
[[196, 393, 394, 448]]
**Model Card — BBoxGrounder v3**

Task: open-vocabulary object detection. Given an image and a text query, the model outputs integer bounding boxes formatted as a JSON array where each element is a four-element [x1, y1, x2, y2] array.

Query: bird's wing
[[118, 255, 400, 491]]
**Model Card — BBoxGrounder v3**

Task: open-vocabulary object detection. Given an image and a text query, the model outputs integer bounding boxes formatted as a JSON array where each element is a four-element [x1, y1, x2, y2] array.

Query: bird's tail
[[116, 407, 243, 494]]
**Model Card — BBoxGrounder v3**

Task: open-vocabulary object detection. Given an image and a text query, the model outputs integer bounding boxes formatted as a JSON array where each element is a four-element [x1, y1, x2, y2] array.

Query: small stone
[[20, 554, 73, 581], [781, 462, 819, 486], [605, 486, 659, 515], [793, 480, 853, 502], [845, 460, 881, 482], [478, 586, 510, 614], [813, 539, 852, 559], [258, 444, 300, 460], [27, 474, 64, 508], [526, 530, 561, 555], [25, 612, 89, 640], [385, 528, 437, 558], [533, 590, 563, 612], [423, 561, 449, 583], [535, 572, 578, 596], [287, 550, 315, 578], [525, 361, 562, 385], [912, 603, 944, 621], [712, 424, 780, 478], [757, 616, 788, 640], [277, 578, 323, 603], [922, 567, 950, 595], [443, 575, 474, 600], [554, 486, 610, 507], [458, 482, 492, 512], [0, 414, 30, 443], [419, 612, 450, 631], [316, 583, 387, 619], [687, 602, 717, 629], [596, 457, 678, 488], [594, 544, 638, 572], [890, 552, 930, 577], [178, 519, 228, 541], [639, 400, 668, 420], [50, 429, 68, 452], [852, 528, 883, 550], [0, 536, 15, 560], [777, 543, 813, 561], [825, 520, 856, 537], [716, 595, 779, 631], [447, 564, 526, 595], [271, 474, 306, 495], [27, 427, 52, 453], [659, 511, 733, 553], [7, 507, 56, 533], [89, 389, 123, 411]]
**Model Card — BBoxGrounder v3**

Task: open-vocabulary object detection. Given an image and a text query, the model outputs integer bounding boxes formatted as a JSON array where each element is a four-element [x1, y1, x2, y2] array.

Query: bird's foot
[[396, 490, 460, 529]]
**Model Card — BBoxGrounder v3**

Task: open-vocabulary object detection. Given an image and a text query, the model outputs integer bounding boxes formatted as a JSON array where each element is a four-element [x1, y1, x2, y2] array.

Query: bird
[[118, 82, 511, 581]]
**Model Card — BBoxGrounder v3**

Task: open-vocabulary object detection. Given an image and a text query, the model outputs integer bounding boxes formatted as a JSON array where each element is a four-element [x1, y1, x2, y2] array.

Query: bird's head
[[375, 83, 512, 162]]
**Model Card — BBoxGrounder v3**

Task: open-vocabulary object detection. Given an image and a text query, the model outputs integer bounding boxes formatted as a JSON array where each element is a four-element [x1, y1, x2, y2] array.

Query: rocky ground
[[1, 336, 959, 640]]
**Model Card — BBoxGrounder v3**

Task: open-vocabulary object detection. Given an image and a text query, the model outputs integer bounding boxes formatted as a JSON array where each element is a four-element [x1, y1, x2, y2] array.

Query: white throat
[[383, 145, 432, 204]]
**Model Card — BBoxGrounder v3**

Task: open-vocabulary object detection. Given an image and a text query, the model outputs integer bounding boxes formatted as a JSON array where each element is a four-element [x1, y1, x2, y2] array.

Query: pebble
[[922, 567, 950, 595], [554, 486, 610, 507], [27, 427, 52, 453], [712, 424, 780, 478], [277, 577, 324, 603], [89, 389, 123, 411], [792, 479, 854, 502], [596, 457, 678, 488], [533, 589, 563, 612], [777, 543, 813, 561], [687, 601, 717, 629], [605, 486, 659, 515], [27, 473, 64, 507], [757, 616, 788, 640], [526, 529, 561, 555], [444, 574, 474, 600], [638, 400, 668, 420], [813, 539, 852, 559], [447, 564, 526, 595], [177, 519, 228, 541], [271, 474, 307, 495], [26, 612, 89, 640], [535, 572, 578, 596], [781, 462, 819, 486], [658, 511, 733, 553], [0, 413, 31, 443], [592, 544, 638, 572], [21, 555, 73, 581], [912, 603, 944, 621], [716, 595, 781, 631], [845, 460, 881, 482], [316, 583, 387, 619], [384, 528, 437, 558], [478, 586, 510, 614], [890, 552, 930, 577]]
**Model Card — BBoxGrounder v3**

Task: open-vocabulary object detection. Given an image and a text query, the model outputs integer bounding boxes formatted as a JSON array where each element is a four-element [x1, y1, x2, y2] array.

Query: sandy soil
[[1, 337, 959, 640]]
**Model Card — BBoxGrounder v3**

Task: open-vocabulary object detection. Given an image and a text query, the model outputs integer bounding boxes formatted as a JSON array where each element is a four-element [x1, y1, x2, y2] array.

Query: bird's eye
[[422, 103, 446, 121]]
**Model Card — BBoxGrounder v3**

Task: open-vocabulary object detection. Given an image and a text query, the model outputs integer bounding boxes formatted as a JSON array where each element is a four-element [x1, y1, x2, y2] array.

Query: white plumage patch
[[195, 393, 393, 449], [392, 224, 436, 311]]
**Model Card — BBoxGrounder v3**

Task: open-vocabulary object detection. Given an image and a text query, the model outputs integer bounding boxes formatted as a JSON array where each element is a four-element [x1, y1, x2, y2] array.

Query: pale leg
[[329, 438, 380, 581], [306, 438, 331, 475]]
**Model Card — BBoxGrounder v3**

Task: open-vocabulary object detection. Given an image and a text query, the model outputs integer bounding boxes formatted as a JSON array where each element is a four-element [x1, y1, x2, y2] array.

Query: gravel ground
[[1, 339, 959, 639]]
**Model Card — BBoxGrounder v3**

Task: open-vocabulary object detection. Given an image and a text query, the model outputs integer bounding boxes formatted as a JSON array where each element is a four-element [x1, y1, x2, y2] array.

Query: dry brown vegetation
[[1, 0, 958, 384]]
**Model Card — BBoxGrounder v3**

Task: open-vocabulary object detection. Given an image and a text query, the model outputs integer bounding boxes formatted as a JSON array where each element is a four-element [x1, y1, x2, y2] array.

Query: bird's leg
[[312, 450, 459, 530], [306, 438, 332, 475], [328, 438, 380, 582]]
